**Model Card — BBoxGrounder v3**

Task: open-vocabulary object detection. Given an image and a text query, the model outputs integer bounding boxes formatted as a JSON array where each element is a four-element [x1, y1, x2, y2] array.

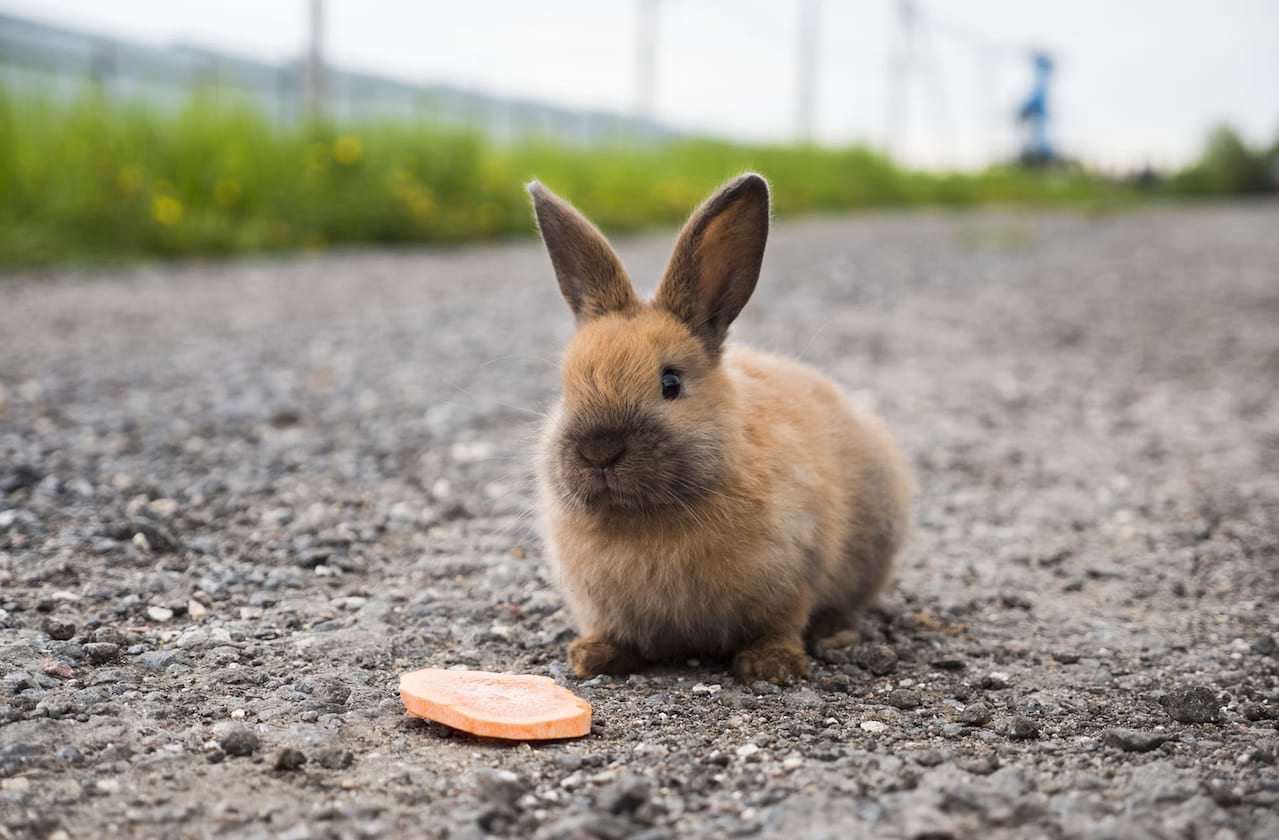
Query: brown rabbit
[[529, 173, 911, 684]]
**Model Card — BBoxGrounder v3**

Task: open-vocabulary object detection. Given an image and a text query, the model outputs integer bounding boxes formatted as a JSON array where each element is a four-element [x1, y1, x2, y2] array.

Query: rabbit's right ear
[[654, 173, 770, 356], [528, 181, 639, 324]]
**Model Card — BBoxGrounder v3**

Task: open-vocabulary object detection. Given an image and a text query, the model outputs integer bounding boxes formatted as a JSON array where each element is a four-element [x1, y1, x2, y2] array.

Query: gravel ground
[[2, 203, 1278, 839]]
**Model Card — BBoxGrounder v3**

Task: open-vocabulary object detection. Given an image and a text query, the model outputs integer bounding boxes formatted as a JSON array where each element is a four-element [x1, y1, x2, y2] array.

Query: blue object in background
[[1017, 51, 1055, 164]]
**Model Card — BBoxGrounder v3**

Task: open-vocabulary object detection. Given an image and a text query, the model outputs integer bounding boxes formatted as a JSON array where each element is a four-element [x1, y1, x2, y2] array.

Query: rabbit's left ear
[[655, 173, 770, 355], [528, 180, 639, 324]]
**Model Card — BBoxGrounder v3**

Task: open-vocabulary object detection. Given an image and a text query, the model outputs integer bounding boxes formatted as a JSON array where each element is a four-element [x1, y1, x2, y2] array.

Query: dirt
[[1, 204, 1278, 839]]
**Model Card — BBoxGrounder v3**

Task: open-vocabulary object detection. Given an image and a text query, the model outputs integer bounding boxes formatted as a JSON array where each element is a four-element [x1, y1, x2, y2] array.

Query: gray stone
[[84, 642, 121, 664], [957, 753, 1000, 775], [553, 753, 584, 772], [1165, 685, 1220, 724], [314, 747, 354, 770], [915, 750, 945, 767], [40, 617, 76, 641], [274, 748, 307, 771], [597, 773, 650, 816], [854, 644, 898, 676], [474, 769, 527, 807], [1007, 716, 1040, 740], [216, 724, 260, 757], [138, 650, 184, 672], [1103, 728, 1173, 753], [958, 703, 993, 727], [784, 687, 823, 709], [1243, 703, 1276, 721]]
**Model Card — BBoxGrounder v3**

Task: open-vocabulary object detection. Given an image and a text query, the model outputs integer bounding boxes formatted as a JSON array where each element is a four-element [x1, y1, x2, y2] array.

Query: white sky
[[3, 0, 1277, 169]]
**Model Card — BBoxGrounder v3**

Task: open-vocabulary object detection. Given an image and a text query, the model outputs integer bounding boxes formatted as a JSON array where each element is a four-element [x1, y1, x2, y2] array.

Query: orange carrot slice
[[399, 668, 592, 740]]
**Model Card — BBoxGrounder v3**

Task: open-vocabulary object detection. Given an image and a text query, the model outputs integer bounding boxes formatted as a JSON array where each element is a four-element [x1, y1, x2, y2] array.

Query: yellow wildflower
[[333, 135, 364, 165], [151, 195, 183, 226]]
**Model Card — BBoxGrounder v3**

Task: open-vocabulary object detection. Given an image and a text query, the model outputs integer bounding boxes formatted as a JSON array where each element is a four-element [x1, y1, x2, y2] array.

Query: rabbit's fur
[[529, 173, 910, 684]]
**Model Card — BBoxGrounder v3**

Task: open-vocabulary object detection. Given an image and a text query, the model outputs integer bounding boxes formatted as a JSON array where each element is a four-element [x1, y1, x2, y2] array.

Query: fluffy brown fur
[[529, 173, 911, 684]]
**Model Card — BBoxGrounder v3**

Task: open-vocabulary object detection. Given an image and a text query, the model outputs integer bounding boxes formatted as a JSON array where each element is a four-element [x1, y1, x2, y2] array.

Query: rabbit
[[528, 172, 911, 684]]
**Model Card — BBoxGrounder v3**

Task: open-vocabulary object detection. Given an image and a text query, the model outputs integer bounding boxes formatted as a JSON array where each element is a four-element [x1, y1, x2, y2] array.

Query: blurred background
[[0, 0, 1276, 266]]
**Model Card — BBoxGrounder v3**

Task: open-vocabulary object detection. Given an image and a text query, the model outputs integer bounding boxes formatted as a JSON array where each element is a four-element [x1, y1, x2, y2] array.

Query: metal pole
[[885, 0, 915, 158], [635, 0, 659, 119], [796, 0, 820, 142], [304, 0, 326, 119], [977, 46, 1000, 165]]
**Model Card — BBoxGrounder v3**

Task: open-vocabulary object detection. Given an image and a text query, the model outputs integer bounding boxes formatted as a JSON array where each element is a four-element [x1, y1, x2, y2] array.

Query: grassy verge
[[0, 87, 1212, 267]]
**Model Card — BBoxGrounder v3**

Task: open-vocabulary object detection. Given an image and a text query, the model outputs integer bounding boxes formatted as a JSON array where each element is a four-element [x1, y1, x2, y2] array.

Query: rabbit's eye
[[660, 369, 682, 400]]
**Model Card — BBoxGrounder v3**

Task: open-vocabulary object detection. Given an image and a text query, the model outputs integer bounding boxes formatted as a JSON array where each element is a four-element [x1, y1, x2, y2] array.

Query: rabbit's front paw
[[812, 629, 861, 661], [734, 639, 810, 685], [568, 635, 640, 678]]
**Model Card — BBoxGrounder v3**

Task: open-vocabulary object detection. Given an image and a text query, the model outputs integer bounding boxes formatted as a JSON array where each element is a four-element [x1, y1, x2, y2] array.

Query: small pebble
[[915, 750, 945, 767], [474, 768, 527, 806], [1242, 703, 1275, 721], [597, 773, 650, 816], [957, 753, 1000, 776], [315, 747, 354, 770], [553, 754, 583, 772], [274, 748, 308, 771], [41, 617, 76, 641], [1207, 780, 1243, 808], [1165, 684, 1221, 724], [216, 724, 260, 757], [980, 672, 1010, 690], [784, 688, 822, 709], [1103, 728, 1173, 753], [42, 660, 74, 680], [1007, 716, 1039, 740], [83, 642, 121, 664], [1, 777, 32, 794], [854, 644, 899, 676], [817, 674, 852, 694]]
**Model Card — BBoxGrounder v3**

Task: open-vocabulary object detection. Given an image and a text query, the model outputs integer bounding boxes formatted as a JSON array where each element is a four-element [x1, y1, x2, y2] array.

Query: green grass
[[0, 86, 1182, 267]]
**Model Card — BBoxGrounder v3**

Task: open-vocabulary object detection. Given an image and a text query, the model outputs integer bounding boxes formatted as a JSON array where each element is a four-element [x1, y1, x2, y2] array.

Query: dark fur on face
[[551, 401, 725, 516]]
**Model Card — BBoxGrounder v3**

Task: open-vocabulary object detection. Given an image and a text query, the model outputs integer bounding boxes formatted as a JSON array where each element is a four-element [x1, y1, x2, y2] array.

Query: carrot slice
[[399, 668, 592, 740]]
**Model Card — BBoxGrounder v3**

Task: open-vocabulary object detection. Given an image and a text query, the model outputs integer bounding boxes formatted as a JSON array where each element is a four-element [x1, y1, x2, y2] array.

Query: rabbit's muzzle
[[554, 409, 719, 515], [574, 429, 628, 470]]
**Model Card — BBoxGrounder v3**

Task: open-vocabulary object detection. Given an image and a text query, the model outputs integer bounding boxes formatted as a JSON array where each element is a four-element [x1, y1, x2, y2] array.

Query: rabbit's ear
[[655, 173, 770, 355], [528, 181, 639, 324]]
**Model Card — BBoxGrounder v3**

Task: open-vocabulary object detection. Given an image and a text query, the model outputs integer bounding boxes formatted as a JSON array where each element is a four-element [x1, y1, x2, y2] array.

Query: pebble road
[[1, 204, 1278, 838]]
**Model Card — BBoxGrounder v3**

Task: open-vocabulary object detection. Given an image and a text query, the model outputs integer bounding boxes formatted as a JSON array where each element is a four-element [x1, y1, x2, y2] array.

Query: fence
[[0, 11, 677, 145]]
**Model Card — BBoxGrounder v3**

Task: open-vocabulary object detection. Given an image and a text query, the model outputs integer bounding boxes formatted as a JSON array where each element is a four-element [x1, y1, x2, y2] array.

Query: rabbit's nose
[[576, 432, 627, 468]]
